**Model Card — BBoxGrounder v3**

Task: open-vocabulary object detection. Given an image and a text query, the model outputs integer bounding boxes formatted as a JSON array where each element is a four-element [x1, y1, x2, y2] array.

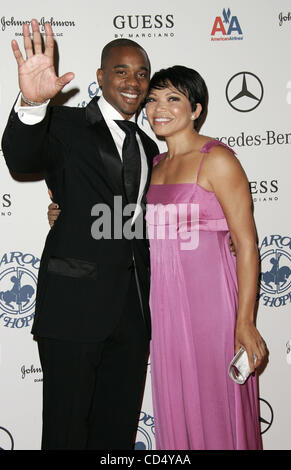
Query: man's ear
[[96, 68, 103, 89]]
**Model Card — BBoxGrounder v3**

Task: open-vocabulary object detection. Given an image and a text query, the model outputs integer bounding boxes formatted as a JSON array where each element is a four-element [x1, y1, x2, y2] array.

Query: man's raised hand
[[11, 19, 74, 105]]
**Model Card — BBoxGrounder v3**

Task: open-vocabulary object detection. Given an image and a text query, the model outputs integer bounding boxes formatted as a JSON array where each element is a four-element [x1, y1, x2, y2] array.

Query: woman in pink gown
[[145, 66, 266, 450]]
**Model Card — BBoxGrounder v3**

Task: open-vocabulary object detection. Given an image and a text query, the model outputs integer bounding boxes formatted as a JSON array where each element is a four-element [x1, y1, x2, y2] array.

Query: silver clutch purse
[[228, 347, 256, 384]]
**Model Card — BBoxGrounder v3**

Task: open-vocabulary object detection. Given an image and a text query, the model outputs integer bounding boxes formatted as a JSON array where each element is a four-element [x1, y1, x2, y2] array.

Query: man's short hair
[[100, 39, 151, 72]]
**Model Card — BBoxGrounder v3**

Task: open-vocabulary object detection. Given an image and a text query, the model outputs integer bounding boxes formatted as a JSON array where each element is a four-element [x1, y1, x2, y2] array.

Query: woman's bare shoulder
[[204, 142, 242, 175]]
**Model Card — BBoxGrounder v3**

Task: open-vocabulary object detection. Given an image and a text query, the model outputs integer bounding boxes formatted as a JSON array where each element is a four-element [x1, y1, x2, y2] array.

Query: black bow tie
[[115, 120, 141, 205]]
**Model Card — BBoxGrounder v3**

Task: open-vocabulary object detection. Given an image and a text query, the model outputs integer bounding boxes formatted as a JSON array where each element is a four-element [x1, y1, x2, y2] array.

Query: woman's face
[[146, 84, 195, 137]]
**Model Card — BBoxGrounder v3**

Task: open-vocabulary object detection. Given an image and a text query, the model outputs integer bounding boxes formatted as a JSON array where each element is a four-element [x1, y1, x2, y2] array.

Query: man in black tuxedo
[[2, 19, 158, 449]]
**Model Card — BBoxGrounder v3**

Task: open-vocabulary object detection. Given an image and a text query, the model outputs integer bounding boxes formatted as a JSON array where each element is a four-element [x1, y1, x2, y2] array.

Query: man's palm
[[12, 19, 74, 103]]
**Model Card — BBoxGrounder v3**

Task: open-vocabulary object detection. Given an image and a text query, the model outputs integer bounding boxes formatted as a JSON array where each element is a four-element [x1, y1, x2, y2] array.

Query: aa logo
[[211, 8, 243, 41]]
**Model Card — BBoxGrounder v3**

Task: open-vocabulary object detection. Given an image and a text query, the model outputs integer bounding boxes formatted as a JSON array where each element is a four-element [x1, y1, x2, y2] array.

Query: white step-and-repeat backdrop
[[0, 0, 290, 450]]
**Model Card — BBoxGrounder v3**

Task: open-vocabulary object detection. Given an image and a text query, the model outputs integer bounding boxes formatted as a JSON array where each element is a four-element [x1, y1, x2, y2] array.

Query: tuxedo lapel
[[137, 130, 153, 198], [86, 97, 124, 196], [86, 97, 154, 201]]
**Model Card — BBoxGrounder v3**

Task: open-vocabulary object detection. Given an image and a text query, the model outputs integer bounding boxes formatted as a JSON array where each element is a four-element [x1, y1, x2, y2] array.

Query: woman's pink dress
[[146, 140, 262, 450]]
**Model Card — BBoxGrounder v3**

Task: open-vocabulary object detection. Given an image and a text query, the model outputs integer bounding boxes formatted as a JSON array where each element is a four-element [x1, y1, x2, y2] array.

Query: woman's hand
[[47, 189, 60, 227], [47, 203, 60, 227], [235, 320, 266, 373], [229, 236, 236, 256]]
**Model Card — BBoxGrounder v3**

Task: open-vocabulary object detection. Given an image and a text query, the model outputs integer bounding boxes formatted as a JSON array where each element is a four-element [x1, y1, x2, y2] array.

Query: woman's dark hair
[[147, 65, 208, 131]]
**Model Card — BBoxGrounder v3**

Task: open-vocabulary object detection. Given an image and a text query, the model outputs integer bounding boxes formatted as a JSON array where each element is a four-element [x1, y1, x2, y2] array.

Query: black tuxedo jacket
[[2, 97, 159, 341]]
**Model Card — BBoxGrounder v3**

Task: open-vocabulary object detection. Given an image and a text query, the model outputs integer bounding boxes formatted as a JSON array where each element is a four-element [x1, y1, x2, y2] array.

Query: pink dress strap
[[153, 152, 167, 167], [196, 139, 236, 183], [200, 139, 236, 155]]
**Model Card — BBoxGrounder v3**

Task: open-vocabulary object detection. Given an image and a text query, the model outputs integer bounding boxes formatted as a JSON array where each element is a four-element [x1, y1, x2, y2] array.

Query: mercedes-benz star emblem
[[226, 72, 264, 112], [259, 398, 273, 435]]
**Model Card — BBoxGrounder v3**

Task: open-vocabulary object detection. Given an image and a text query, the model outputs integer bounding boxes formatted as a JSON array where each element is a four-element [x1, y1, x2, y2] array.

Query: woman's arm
[[205, 146, 266, 372]]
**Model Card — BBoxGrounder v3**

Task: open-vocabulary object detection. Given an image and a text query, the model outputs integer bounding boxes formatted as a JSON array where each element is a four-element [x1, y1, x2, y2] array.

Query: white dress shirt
[[15, 93, 148, 223]]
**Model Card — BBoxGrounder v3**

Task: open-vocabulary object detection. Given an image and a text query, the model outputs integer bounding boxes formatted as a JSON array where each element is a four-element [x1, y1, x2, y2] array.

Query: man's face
[[97, 46, 150, 119]]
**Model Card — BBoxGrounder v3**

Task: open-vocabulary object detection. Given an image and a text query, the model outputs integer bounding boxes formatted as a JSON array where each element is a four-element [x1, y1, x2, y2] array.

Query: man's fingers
[[23, 23, 33, 59], [31, 18, 43, 55], [56, 72, 75, 90], [11, 40, 24, 67], [44, 22, 55, 59]]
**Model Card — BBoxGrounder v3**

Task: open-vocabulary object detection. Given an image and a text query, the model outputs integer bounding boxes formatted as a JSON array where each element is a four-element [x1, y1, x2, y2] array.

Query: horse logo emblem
[[0, 251, 39, 328], [258, 236, 291, 308], [0, 268, 36, 314], [260, 250, 291, 295]]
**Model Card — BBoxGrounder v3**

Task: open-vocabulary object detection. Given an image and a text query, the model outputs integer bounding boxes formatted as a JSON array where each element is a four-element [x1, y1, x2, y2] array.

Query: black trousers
[[37, 272, 149, 450]]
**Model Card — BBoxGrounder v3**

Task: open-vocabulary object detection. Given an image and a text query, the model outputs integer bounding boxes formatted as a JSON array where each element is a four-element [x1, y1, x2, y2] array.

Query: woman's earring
[[191, 114, 195, 120]]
